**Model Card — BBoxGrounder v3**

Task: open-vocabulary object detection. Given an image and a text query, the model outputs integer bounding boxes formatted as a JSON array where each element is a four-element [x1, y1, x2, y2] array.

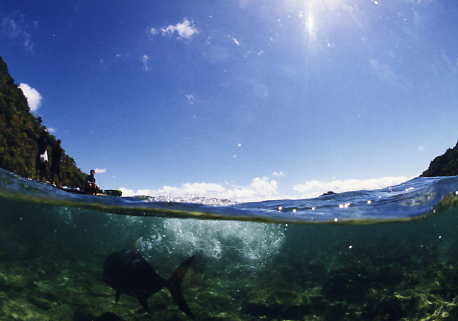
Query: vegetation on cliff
[[0, 56, 86, 187], [421, 141, 458, 177]]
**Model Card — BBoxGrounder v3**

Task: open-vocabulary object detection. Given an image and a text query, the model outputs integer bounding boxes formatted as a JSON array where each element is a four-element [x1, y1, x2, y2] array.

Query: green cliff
[[0, 56, 86, 187], [421, 141, 458, 177]]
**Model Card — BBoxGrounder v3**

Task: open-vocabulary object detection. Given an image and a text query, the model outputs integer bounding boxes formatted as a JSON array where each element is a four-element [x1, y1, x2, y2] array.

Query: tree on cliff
[[0, 56, 86, 187], [421, 141, 458, 177]]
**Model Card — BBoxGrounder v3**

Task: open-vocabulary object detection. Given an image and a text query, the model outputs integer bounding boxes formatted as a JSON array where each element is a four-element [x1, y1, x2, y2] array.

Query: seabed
[[0, 234, 458, 320]]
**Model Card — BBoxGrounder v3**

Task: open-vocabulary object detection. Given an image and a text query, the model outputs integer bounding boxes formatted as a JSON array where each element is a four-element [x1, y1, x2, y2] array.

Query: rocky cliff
[[0, 56, 86, 187], [421, 141, 458, 177]]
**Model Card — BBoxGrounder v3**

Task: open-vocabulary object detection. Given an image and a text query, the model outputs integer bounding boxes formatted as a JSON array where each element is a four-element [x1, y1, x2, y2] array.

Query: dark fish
[[103, 249, 195, 319]]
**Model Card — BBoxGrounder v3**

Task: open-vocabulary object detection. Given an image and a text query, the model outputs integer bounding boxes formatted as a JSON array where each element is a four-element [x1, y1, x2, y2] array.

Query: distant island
[[0, 56, 86, 187], [320, 191, 337, 197], [420, 141, 458, 177]]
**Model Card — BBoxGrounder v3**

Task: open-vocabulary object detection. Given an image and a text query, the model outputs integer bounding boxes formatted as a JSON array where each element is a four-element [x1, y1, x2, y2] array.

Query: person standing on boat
[[37, 148, 49, 182], [36, 130, 49, 182], [50, 140, 63, 187], [85, 169, 100, 194]]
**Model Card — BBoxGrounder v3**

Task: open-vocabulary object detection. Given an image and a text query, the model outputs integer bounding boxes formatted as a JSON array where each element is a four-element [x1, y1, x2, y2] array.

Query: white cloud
[[120, 176, 279, 203], [94, 168, 107, 174], [141, 54, 150, 71], [272, 171, 285, 177], [1, 16, 33, 51], [407, 0, 433, 4], [120, 175, 412, 203], [2, 17, 17, 33], [293, 176, 411, 198], [184, 94, 195, 104], [149, 27, 158, 35], [437, 52, 458, 75], [46, 127, 56, 134], [18, 83, 42, 111], [369, 59, 395, 81], [231, 36, 240, 46], [369, 59, 409, 88], [161, 18, 198, 39]]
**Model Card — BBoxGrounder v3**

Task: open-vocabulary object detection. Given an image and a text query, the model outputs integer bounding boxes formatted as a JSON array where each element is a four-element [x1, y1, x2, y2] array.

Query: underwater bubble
[[139, 219, 285, 265]]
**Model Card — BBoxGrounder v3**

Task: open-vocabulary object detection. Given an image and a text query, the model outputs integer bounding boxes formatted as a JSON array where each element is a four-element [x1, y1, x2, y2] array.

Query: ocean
[[0, 167, 457, 321]]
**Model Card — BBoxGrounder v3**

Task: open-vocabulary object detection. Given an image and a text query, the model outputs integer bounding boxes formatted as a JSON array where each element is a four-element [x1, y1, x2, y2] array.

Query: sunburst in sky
[[292, 0, 353, 41], [306, 2, 316, 40]]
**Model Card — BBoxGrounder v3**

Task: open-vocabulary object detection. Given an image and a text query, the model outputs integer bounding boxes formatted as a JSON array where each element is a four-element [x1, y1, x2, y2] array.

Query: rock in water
[[103, 249, 195, 318]]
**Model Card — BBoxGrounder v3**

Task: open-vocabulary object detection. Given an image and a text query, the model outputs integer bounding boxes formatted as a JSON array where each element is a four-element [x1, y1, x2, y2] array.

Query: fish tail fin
[[167, 255, 196, 319]]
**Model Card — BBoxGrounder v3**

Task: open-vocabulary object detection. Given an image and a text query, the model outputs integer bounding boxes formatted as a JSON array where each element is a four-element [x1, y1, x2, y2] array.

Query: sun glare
[[300, 0, 348, 41], [306, 11, 316, 39]]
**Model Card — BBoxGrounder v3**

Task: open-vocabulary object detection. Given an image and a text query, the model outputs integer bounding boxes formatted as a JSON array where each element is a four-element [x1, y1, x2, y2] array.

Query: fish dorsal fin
[[167, 255, 196, 319]]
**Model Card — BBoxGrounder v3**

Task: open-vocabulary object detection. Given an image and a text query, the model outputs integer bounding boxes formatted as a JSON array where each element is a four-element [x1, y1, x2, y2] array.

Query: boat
[[60, 186, 122, 197]]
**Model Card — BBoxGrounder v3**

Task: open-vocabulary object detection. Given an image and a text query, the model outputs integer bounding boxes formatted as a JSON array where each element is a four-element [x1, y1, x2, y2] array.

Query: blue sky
[[1, 0, 457, 200]]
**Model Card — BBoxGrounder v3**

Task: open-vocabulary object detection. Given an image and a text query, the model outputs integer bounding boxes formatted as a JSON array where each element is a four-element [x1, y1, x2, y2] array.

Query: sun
[[302, 0, 350, 40], [306, 2, 316, 40]]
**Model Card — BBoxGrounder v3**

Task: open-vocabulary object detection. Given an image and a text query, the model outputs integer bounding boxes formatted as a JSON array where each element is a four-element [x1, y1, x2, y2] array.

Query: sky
[[1, 0, 458, 201]]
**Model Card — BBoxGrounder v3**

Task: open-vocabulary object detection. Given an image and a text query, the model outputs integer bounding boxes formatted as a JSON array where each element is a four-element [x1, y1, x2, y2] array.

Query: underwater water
[[1, 168, 458, 321]]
